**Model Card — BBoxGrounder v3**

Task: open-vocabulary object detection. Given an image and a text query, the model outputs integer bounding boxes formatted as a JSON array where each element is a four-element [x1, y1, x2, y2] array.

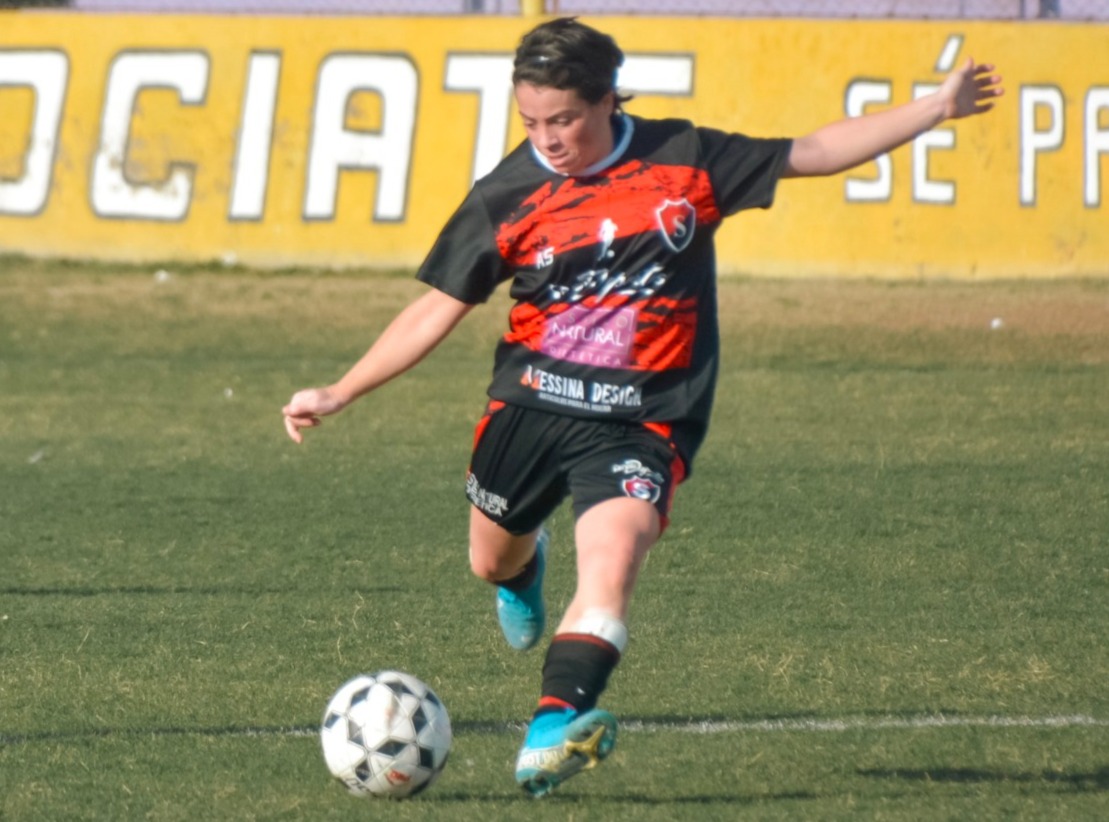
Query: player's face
[[515, 82, 615, 176]]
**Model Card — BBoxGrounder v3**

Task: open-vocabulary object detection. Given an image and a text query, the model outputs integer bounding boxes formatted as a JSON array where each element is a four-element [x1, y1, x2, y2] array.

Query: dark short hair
[[513, 17, 632, 107]]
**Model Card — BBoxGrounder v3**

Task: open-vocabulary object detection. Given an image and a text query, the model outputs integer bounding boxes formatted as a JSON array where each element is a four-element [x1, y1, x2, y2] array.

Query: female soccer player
[[283, 17, 1002, 796]]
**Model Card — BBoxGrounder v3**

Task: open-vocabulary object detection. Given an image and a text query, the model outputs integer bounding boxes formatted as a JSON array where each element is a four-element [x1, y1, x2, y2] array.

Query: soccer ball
[[320, 670, 452, 799]]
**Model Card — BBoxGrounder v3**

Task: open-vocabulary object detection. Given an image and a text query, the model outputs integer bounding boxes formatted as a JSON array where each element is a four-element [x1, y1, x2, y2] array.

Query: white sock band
[[571, 609, 628, 654]]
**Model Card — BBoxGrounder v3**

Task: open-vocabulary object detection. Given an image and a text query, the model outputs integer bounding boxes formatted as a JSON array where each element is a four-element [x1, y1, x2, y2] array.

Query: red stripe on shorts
[[471, 400, 507, 450], [641, 421, 686, 534]]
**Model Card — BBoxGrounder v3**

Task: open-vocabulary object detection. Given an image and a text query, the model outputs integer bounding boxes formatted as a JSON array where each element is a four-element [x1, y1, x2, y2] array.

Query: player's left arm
[[782, 57, 1003, 179]]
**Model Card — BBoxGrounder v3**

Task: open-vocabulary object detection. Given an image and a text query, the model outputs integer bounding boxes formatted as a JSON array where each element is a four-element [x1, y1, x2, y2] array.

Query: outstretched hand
[[940, 57, 1004, 120], [282, 386, 347, 444]]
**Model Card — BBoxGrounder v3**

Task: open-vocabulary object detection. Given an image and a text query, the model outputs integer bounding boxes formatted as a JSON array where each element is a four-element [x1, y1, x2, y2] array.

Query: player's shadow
[[432, 789, 821, 805], [859, 765, 1109, 793]]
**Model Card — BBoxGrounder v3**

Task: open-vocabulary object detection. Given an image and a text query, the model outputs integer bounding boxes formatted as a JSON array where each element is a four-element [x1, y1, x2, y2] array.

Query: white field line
[[254, 713, 1109, 739], [624, 714, 1109, 734]]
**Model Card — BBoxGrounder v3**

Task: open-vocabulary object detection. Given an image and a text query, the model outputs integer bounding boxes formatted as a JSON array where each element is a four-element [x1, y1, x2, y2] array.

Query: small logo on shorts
[[621, 476, 662, 503], [612, 459, 665, 504], [466, 471, 509, 517]]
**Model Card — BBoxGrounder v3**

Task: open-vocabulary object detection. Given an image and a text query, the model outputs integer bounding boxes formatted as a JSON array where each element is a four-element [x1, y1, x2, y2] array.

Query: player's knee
[[468, 542, 506, 582]]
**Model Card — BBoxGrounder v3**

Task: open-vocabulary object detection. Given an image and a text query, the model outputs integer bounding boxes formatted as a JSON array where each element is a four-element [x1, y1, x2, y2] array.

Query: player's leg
[[465, 402, 566, 651], [516, 424, 681, 796], [515, 498, 658, 795], [537, 496, 660, 737], [467, 506, 542, 584], [558, 495, 659, 629], [469, 507, 551, 651]]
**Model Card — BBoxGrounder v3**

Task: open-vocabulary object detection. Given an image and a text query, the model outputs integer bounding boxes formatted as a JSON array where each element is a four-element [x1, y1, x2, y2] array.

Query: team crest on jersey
[[654, 198, 696, 253]]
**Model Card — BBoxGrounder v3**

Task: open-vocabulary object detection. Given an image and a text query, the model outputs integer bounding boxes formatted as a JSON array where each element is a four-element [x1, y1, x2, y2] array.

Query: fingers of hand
[[283, 415, 302, 443], [971, 62, 1003, 94], [283, 413, 320, 443]]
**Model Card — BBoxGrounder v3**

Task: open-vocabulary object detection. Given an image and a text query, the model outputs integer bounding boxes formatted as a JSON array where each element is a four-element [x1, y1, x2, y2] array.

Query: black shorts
[[465, 402, 686, 536]]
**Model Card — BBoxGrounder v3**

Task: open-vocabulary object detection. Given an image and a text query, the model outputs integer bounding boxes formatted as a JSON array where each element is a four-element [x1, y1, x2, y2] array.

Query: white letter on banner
[[0, 51, 68, 216], [1019, 86, 1064, 207], [912, 82, 955, 204], [304, 54, 417, 222], [1085, 87, 1109, 208], [230, 52, 281, 221], [617, 54, 694, 97], [91, 51, 209, 221], [844, 80, 892, 202], [444, 54, 514, 186]]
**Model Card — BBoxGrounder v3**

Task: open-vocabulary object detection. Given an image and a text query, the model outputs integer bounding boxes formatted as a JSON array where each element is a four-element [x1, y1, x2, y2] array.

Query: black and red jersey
[[417, 114, 791, 463]]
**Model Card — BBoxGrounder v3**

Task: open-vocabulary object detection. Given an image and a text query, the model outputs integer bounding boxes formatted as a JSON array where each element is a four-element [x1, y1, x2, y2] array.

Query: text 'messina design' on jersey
[[417, 114, 792, 463]]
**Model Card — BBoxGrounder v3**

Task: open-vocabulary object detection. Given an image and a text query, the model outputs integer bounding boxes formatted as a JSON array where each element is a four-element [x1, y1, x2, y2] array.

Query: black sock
[[497, 550, 539, 592], [536, 634, 621, 715]]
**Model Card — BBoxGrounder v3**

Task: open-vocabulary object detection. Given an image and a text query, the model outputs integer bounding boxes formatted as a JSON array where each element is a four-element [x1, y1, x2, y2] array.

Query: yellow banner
[[0, 14, 1105, 277]]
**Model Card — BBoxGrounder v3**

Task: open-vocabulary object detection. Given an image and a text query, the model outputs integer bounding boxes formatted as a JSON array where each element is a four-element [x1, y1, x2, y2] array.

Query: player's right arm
[[282, 286, 474, 443]]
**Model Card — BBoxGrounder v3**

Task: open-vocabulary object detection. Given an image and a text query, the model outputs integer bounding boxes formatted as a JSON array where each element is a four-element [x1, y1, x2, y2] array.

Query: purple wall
[[66, 0, 1106, 19]]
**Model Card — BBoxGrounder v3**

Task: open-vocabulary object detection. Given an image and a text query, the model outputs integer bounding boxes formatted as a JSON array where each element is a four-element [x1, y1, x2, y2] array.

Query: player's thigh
[[574, 496, 660, 602]]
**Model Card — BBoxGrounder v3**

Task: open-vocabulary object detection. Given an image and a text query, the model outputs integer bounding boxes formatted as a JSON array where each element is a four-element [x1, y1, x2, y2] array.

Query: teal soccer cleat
[[495, 526, 548, 650], [515, 708, 618, 797]]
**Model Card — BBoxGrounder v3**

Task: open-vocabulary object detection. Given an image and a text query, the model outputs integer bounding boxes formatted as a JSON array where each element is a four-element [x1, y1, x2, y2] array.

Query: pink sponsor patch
[[540, 305, 637, 369]]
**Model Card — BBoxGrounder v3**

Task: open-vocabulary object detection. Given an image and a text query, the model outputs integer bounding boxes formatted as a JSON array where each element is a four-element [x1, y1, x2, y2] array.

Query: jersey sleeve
[[697, 127, 793, 217], [415, 186, 507, 305]]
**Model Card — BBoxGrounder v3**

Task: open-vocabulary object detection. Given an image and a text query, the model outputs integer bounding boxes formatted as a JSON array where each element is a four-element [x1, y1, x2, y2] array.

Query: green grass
[[1, 259, 1106, 820]]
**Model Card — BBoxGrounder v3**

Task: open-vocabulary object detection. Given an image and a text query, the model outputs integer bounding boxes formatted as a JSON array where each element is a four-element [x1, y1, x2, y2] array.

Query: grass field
[[1, 257, 1106, 820]]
